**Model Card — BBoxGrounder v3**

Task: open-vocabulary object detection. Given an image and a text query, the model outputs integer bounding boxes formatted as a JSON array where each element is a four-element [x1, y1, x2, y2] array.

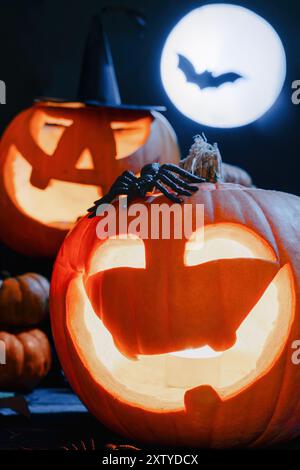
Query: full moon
[[160, 4, 286, 128]]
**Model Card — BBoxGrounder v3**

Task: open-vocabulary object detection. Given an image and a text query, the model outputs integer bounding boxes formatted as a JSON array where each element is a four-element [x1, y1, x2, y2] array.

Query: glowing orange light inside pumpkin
[[89, 234, 146, 274], [2, 109, 161, 230], [184, 223, 277, 266], [4, 146, 100, 229], [111, 117, 152, 160], [66, 224, 295, 412]]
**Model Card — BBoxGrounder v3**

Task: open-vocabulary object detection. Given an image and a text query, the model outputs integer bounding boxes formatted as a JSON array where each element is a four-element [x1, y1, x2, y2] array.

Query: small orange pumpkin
[[0, 271, 49, 329], [0, 328, 51, 391], [50, 139, 300, 447]]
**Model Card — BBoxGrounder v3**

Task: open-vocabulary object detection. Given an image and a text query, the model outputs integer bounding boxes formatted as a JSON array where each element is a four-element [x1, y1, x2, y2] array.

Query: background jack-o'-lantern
[[0, 14, 179, 258], [50, 140, 300, 448]]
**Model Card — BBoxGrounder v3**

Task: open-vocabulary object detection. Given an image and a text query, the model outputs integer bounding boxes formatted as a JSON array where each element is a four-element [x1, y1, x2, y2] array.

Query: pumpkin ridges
[[0, 273, 49, 329], [198, 185, 279, 254], [222, 163, 252, 187], [17, 273, 49, 324], [209, 188, 300, 447], [181, 349, 291, 447], [0, 277, 23, 326], [241, 190, 300, 446], [0, 328, 51, 391], [249, 348, 291, 447], [0, 331, 23, 378], [231, 189, 279, 253], [17, 330, 50, 382], [29, 272, 50, 299]]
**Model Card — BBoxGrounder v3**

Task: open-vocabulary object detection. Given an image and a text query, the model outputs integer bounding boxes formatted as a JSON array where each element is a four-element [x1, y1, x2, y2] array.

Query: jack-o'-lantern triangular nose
[[78, 15, 121, 105]]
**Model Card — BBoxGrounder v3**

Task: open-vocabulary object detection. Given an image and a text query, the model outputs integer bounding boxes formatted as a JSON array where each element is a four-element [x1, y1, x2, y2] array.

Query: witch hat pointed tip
[[78, 14, 121, 105]]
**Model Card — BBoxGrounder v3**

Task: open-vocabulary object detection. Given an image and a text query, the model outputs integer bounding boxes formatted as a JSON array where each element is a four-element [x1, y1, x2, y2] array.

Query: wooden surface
[[1, 388, 300, 451], [0, 388, 120, 450]]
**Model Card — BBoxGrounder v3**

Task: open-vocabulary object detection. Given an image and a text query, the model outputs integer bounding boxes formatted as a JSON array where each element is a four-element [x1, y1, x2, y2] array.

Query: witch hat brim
[[36, 15, 165, 112], [34, 96, 165, 111]]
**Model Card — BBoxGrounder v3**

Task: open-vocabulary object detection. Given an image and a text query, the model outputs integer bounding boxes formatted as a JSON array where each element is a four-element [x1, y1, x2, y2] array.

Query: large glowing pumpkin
[[50, 154, 300, 447]]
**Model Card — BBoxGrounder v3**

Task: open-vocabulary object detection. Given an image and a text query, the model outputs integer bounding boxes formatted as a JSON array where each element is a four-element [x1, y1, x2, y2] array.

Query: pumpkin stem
[[180, 134, 223, 183]]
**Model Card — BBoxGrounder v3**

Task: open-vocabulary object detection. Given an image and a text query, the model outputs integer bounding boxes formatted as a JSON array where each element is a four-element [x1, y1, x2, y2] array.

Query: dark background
[[0, 1, 300, 451], [0, 0, 300, 194], [0, 0, 299, 275]]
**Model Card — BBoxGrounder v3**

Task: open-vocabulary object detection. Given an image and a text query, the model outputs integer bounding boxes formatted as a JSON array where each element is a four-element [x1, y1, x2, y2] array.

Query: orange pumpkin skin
[[0, 328, 52, 391], [0, 102, 179, 257], [50, 182, 300, 447], [0, 272, 49, 329]]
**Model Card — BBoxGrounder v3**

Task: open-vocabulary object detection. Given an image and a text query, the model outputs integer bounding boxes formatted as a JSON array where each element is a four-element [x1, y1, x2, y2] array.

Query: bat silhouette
[[177, 54, 243, 90]]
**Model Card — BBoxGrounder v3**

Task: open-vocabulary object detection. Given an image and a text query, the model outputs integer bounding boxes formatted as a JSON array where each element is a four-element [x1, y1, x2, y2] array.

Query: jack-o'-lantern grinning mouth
[[4, 146, 101, 230], [66, 224, 295, 412]]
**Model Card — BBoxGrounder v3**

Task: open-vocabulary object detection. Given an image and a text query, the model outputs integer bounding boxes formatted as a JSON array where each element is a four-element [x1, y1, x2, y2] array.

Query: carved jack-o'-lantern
[[0, 15, 179, 257], [50, 150, 300, 447], [0, 103, 178, 257]]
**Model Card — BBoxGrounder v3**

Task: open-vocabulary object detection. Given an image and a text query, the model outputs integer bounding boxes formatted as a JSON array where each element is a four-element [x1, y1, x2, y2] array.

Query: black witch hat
[[36, 12, 164, 111]]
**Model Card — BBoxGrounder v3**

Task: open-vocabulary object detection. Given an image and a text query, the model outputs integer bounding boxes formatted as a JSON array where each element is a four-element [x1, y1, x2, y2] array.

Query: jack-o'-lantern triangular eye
[[88, 234, 146, 275], [31, 111, 74, 156], [184, 223, 277, 266], [111, 116, 152, 160]]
